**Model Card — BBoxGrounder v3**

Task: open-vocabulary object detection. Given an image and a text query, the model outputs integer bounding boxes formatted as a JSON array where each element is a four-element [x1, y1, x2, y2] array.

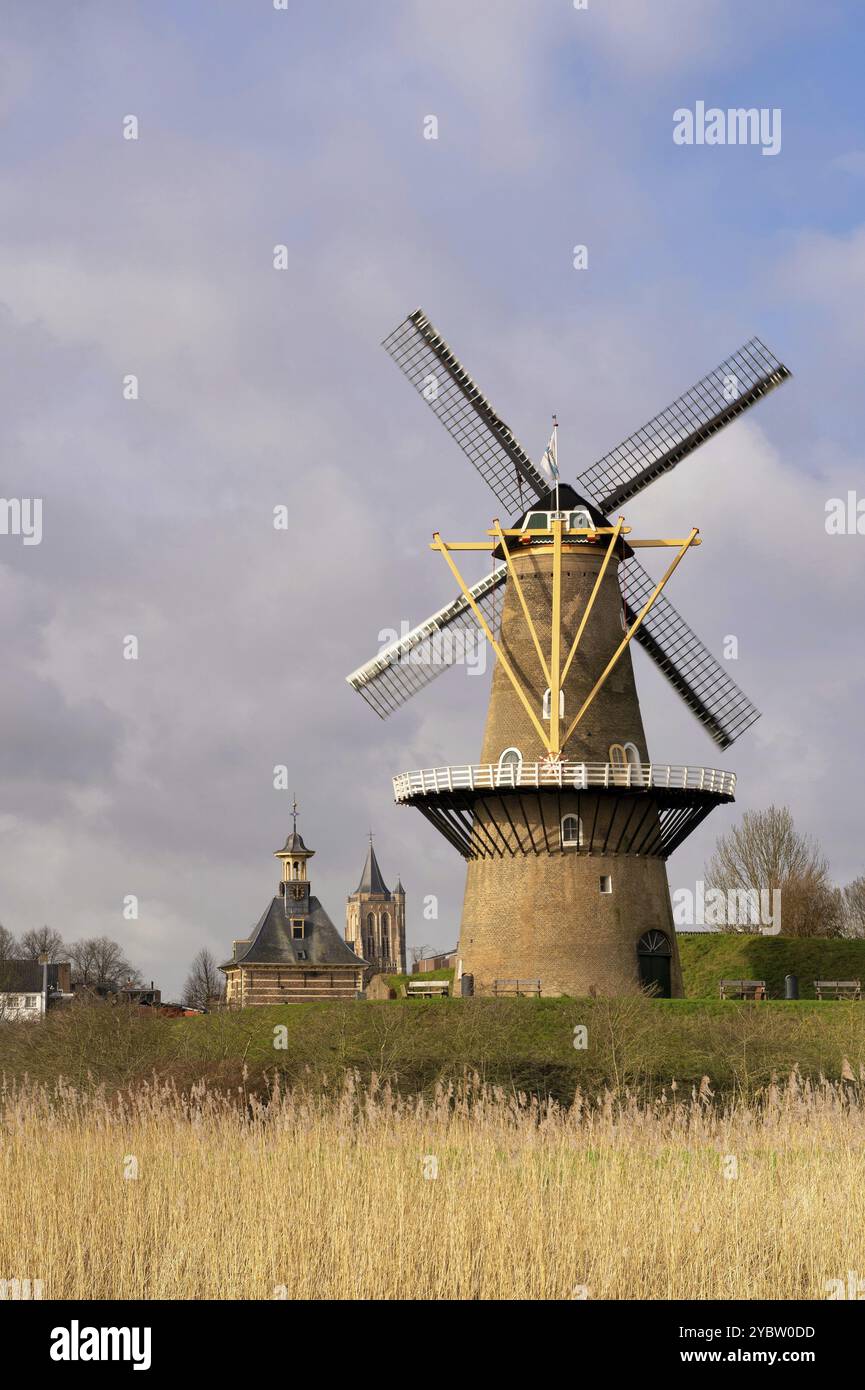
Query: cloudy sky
[[1, 1, 863, 996]]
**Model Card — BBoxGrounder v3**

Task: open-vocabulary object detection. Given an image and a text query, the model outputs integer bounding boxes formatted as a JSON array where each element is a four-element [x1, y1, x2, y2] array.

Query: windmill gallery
[[346, 309, 791, 1000]]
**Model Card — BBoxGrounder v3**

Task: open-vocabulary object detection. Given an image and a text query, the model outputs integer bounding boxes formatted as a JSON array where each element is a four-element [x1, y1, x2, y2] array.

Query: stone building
[[221, 816, 366, 1007], [345, 837, 406, 976]]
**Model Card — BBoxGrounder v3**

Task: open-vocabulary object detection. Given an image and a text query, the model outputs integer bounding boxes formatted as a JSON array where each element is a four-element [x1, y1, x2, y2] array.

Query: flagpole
[[553, 414, 559, 513]]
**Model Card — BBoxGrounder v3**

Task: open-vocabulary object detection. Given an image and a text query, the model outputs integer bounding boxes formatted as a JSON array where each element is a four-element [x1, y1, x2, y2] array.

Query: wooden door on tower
[[637, 930, 672, 998]]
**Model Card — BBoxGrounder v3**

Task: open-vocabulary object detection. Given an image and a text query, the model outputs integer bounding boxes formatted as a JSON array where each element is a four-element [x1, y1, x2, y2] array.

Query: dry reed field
[[2, 1069, 864, 1301]]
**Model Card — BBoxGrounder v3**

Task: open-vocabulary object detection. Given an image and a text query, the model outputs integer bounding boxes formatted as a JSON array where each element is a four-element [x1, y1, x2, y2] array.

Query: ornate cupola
[[275, 798, 315, 914]]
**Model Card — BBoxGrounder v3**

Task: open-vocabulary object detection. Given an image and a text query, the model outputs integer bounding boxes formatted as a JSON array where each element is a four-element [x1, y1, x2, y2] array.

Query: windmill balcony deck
[[392, 762, 736, 860], [393, 761, 736, 800]]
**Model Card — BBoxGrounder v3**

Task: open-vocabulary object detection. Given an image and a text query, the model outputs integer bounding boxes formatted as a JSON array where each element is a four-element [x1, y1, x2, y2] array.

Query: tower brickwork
[[458, 539, 681, 997], [346, 839, 406, 976]]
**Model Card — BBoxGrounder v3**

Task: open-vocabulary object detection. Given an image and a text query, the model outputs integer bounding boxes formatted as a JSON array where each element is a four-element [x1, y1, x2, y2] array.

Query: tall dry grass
[[2, 1069, 864, 1300]]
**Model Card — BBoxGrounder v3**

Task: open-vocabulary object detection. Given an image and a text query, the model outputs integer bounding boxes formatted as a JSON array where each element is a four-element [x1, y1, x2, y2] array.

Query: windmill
[[347, 310, 790, 997]]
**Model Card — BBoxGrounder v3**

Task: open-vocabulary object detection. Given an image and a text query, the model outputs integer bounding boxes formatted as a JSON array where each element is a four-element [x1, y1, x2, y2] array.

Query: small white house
[[0, 960, 72, 1021]]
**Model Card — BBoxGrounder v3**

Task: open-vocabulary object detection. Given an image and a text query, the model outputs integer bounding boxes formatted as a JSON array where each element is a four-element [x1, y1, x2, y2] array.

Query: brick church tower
[[345, 837, 406, 975]]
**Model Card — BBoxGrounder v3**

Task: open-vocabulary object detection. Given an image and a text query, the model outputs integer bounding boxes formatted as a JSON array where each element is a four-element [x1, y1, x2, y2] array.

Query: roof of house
[[222, 896, 365, 970], [353, 842, 390, 897], [0, 960, 63, 992]]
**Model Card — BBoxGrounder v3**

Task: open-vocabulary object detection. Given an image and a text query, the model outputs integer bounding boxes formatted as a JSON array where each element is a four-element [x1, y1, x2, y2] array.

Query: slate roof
[[279, 829, 310, 854], [353, 843, 390, 897], [0, 960, 61, 992], [222, 896, 365, 969]]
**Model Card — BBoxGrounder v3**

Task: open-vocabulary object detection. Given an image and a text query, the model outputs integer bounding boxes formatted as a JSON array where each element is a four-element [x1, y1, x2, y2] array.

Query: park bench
[[719, 978, 767, 1001], [404, 979, 450, 998], [814, 980, 861, 1001], [492, 979, 542, 997]]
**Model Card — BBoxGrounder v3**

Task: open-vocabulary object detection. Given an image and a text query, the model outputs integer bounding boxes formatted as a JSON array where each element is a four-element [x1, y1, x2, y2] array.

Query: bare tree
[[68, 936, 143, 990], [840, 875, 865, 939], [183, 949, 224, 1010], [0, 923, 19, 961], [18, 926, 66, 961], [408, 943, 434, 971], [705, 805, 841, 937]]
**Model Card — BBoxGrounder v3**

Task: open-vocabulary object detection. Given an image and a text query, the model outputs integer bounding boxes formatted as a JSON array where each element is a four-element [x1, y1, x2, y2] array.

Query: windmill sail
[[347, 310, 783, 750], [577, 337, 790, 512], [382, 309, 548, 514], [619, 555, 760, 749], [346, 567, 506, 718]]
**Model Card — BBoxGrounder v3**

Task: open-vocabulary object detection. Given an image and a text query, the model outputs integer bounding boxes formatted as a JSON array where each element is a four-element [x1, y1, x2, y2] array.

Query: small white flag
[[540, 422, 559, 483]]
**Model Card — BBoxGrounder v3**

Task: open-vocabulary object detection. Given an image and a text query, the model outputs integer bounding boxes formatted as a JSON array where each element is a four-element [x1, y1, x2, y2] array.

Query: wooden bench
[[814, 980, 861, 1001], [719, 978, 767, 1001], [493, 979, 542, 997], [404, 980, 450, 999]]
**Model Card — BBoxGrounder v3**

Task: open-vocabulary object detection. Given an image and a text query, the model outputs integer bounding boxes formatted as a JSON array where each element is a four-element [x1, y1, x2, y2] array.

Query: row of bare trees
[[0, 923, 144, 989], [705, 805, 865, 937], [0, 922, 225, 1009]]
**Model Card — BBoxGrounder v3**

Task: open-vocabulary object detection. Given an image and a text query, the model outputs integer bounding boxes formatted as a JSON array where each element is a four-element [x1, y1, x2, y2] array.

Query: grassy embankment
[[0, 988, 862, 1103]]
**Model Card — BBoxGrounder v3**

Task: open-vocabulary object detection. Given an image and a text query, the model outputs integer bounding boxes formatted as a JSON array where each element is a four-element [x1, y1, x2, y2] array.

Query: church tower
[[346, 837, 406, 975]]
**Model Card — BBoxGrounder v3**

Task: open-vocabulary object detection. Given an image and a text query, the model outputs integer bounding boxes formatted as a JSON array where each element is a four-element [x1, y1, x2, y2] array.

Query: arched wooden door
[[637, 930, 672, 998]]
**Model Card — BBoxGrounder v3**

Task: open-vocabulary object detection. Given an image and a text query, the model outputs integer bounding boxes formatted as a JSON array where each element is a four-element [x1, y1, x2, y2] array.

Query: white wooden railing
[[392, 762, 736, 801]]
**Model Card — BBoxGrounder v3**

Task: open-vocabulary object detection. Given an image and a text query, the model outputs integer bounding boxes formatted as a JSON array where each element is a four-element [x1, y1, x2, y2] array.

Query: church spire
[[355, 834, 390, 896]]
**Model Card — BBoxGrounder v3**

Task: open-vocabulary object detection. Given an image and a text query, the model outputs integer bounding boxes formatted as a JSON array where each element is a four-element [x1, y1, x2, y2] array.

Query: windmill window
[[542, 688, 565, 720], [523, 511, 549, 531], [624, 742, 642, 775], [600, 875, 612, 894], [611, 742, 643, 784], [497, 748, 523, 782], [561, 815, 583, 849], [568, 509, 592, 531]]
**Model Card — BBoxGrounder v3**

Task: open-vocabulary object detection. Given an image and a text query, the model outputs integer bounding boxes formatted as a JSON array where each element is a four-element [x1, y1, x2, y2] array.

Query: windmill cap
[[493, 485, 632, 560]]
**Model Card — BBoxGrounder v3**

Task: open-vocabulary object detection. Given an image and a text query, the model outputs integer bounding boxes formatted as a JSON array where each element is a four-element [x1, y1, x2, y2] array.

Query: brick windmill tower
[[348, 311, 790, 997]]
